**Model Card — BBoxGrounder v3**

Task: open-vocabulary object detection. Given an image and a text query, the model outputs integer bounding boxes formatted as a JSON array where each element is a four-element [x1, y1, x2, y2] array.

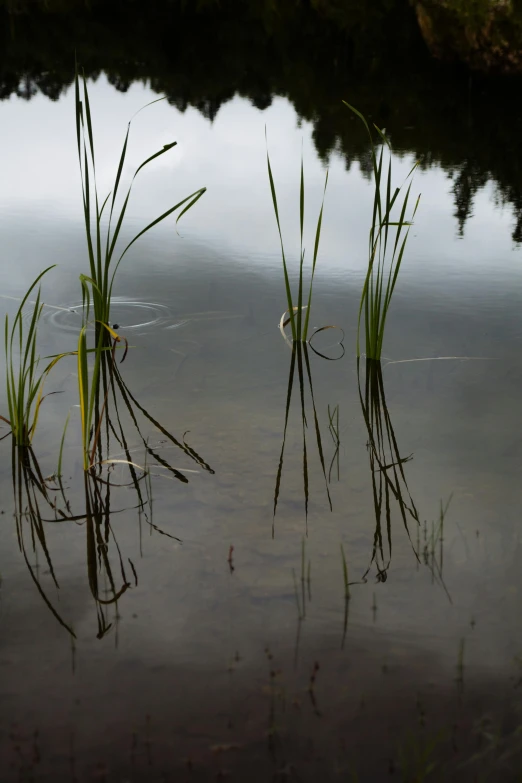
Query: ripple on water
[[44, 297, 187, 334]]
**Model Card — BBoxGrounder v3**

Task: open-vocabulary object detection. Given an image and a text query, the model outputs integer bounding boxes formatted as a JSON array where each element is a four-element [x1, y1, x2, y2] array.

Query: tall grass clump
[[344, 102, 420, 360], [2, 266, 63, 446], [266, 138, 328, 342], [75, 66, 206, 329]]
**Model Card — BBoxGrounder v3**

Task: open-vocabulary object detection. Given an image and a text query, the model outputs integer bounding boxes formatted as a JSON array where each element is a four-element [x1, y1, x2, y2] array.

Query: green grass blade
[[135, 142, 177, 178], [391, 182, 412, 262], [107, 141, 179, 266], [175, 186, 206, 225], [266, 133, 295, 340], [77, 327, 90, 469], [109, 189, 207, 298], [99, 190, 111, 218], [57, 410, 71, 478], [296, 250, 304, 341], [303, 170, 328, 340], [300, 150, 304, 250], [347, 100, 419, 360], [4, 266, 55, 444], [82, 72, 96, 172], [106, 124, 130, 255]]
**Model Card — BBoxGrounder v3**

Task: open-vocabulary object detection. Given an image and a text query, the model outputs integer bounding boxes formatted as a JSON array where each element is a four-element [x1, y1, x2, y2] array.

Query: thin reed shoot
[[266, 135, 328, 342], [344, 102, 420, 360], [57, 409, 71, 478]]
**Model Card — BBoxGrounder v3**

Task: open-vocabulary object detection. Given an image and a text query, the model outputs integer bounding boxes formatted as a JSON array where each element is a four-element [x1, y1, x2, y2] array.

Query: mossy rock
[[414, 0, 522, 73]]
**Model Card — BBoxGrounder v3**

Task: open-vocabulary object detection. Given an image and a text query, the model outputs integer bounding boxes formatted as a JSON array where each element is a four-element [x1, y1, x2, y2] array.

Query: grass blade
[[266, 133, 295, 340]]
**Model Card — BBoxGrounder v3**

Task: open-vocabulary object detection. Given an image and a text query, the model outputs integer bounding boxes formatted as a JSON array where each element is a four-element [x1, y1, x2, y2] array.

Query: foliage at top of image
[[0, 0, 521, 244]]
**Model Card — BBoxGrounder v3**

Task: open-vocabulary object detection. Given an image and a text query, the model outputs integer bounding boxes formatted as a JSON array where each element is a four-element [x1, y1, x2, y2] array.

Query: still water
[[2, 73, 522, 782]]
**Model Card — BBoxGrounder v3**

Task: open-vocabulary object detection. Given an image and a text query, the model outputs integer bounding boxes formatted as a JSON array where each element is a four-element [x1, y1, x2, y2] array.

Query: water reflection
[[2, 6, 522, 778], [10, 348, 213, 639], [272, 342, 332, 536], [357, 358, 454, 606], [327, 403, 340, 483], [11, 443, 76, 636], [357, 358, 420, 583]]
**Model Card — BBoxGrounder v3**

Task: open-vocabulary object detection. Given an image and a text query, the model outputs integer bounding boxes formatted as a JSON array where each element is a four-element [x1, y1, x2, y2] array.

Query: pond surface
[[2, 16, 522, 782]]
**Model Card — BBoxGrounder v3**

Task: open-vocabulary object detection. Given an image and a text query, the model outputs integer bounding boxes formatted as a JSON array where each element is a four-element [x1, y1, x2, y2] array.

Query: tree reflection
[[0, 0, 521, 241]]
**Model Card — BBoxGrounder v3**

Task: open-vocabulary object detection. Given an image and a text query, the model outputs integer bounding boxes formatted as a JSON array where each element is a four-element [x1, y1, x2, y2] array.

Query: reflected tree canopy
[[1, 0, 522, 240]]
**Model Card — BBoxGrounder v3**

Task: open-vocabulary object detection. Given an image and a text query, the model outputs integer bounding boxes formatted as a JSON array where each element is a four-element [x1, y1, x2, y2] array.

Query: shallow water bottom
[[2, 239, 522, 782]]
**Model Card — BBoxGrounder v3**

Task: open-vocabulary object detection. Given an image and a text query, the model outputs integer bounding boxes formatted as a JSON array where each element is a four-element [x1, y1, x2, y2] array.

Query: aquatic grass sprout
[[266, 135, 328, 342], [2, 266, 66, 446], [75, 65, 206, 329], [344, 102, 420, 360]]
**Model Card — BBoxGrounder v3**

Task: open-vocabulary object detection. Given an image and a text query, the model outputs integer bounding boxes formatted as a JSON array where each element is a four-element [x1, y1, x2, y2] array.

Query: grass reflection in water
[[9, 347, 213, 640]]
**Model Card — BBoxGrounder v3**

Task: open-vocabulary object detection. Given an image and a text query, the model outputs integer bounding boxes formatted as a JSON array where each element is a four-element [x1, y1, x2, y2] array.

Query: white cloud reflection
[[0, 74, 518, 290]]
